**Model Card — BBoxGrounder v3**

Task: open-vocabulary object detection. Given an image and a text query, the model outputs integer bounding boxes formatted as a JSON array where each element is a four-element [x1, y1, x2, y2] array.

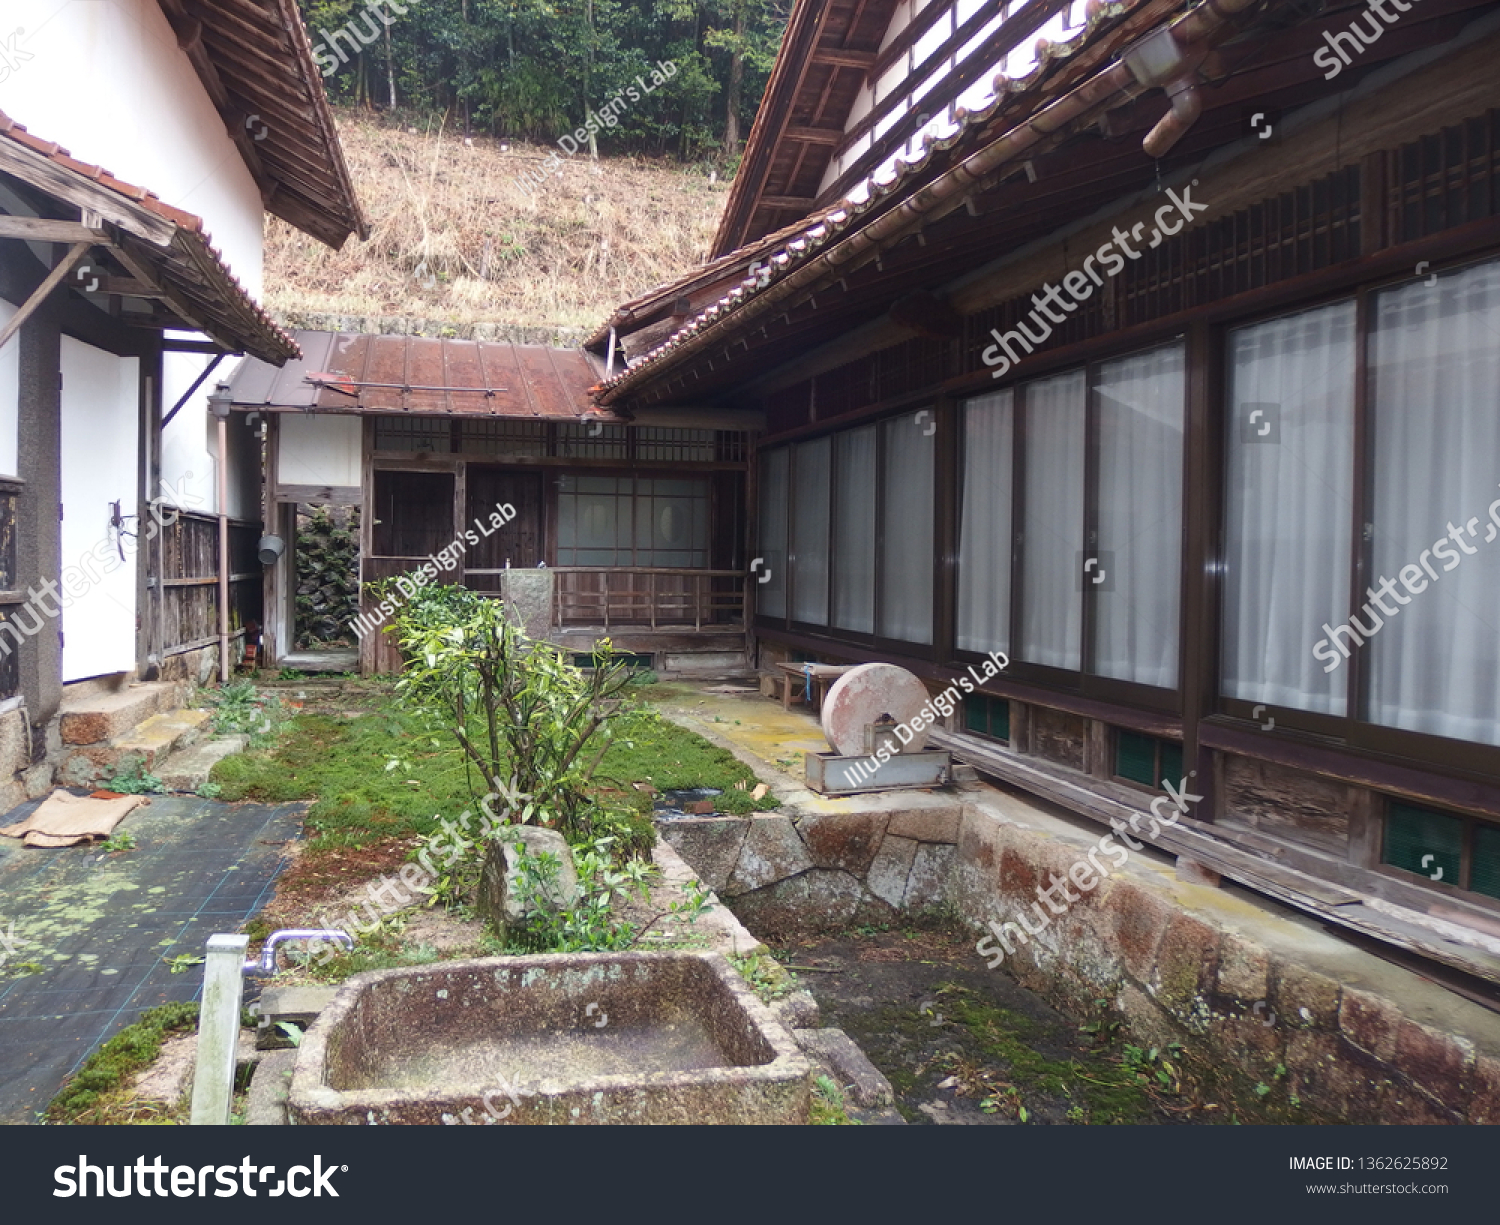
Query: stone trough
[[287, 951, 811, 1125]]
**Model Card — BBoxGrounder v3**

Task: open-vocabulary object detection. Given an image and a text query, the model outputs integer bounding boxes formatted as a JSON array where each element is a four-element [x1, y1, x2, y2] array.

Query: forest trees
[[299, 0, 787, 162]]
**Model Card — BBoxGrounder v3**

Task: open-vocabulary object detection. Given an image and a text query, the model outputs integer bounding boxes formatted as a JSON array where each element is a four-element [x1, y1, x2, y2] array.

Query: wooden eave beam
[[811, 48, 878, 70], [0, 216, 109, 243], [786, 125, 845, 146], [0, 241, 93, 351]]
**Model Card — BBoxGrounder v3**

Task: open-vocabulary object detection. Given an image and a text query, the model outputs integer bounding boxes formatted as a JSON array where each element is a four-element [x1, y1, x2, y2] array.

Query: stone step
[[793, 1027, 896, 1108], [112, 709, 213, 772], [156, 735, 249, 793], [58, 682, 174, 746]]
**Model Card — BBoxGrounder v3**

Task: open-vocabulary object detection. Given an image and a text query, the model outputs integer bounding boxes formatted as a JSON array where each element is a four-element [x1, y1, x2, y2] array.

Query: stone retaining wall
[[951, 794, 1500, 1125], [658, 797, 963, 939]]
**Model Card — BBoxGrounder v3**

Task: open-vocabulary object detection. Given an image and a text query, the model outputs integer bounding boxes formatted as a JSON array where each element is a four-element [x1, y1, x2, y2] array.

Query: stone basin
[[288, 951, 811, 1125]]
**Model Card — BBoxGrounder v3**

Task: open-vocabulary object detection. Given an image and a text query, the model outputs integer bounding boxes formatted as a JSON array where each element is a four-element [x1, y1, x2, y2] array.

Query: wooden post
[[189, 934, 248, 1126]]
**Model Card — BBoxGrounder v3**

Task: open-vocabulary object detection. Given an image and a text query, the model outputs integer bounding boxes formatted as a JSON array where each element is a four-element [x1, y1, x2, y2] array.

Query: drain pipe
[[597, 0, 1259, 405], [208, 384, 232, 685], [1143, 72, 1204, 159]]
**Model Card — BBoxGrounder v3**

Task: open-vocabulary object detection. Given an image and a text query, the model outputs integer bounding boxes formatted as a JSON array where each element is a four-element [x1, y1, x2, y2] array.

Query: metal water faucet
[[245, 928, 353, 975]]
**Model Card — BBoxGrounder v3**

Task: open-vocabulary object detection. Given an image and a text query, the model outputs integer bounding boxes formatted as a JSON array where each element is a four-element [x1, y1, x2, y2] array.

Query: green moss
[[47, 1001, 199, 1123], [938, 985, 1154, 1124]]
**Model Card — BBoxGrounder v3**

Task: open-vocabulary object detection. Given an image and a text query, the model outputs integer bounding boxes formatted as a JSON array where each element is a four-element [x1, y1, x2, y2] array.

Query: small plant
[[98, 831, 138, 853], [810, 1075, 858, 1125], [730, 951, 797, 1005], [274, 1021, 304, 1047], [165, 953, 204, 974], [197, 781, 224, 799], [102, 758, 166, 795], [208, 680, 282, 741]]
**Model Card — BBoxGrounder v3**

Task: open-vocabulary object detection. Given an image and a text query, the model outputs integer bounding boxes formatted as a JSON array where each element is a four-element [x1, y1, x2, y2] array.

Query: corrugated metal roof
[[226, 331, 617, 419]]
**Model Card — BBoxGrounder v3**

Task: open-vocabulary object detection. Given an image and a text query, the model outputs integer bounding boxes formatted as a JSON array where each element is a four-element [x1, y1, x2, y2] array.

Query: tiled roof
[[592, 0, 1148, 403], [0, 109, 300, 364]]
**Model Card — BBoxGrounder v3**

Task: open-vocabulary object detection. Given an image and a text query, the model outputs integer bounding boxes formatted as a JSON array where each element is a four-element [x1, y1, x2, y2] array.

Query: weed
[[97, 830, 138, 853], [165, 954, 204, 974], [810, 1074, 859, 1125], [197, 782, 223, 799], [102, 758, 166, 795], [730, 951, 798, 1005]]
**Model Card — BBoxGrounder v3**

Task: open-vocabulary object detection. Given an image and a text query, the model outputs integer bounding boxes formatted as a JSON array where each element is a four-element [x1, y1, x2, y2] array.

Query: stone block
[[1380, 1081, 1463, 1125], [793, 1028, 894, 1107], [255, 985, 339, 1050], [1272, 961, 1342, 1031], [904, 843, 955, 910], [1214, 931, 1269, 1003], [477, 826, 580, 936], [1104, 881, 1172, 983], [58, 686, 165, 745], [657, 816, 748, 895], [887, 805, 962, 845], [866, 835, 918, 908], [244, 1049, 297, 1126], [1284, 1031, 1381, 1121], [1338, 988, 1400, 1062], [1394, 1019, 1475, 1110], [1465, 1053, 1500, 1125], [772, 990, 821, 1031], [725, 815, 814, 895], [729, 870, 865, 938], [1150, 911, 1219, 1023], [795, 810, 888, 875]]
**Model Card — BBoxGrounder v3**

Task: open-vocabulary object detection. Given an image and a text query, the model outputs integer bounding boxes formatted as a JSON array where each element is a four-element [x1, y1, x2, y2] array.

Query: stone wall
[[658, 793, 964, 939], [950, 793, 1500, 1125]]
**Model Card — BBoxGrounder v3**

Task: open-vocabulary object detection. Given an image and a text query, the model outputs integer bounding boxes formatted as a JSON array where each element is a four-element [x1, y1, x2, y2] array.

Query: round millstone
[[820, 663, 932, 757]]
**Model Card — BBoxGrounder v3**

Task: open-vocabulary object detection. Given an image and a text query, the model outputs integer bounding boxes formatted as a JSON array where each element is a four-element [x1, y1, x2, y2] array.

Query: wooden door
[[465, 468, 543, 589]]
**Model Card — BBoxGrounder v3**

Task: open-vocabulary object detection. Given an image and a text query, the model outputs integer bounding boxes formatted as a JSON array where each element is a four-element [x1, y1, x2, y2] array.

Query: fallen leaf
[[685, 800, 716, 815]]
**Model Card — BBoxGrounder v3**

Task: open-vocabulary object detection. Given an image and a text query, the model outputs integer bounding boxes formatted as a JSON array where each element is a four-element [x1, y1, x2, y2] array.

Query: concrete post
[[189, 933, 249, 1125]]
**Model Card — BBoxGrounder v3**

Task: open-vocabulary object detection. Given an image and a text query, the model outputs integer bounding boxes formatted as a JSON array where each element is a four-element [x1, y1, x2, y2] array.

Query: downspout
[[208, 385, 232, 684], [597, 0, 1259, 406]]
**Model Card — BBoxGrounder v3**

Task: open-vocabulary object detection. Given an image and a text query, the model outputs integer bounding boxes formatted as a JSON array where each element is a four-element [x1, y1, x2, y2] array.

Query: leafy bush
[[386, 584, 634, 846]]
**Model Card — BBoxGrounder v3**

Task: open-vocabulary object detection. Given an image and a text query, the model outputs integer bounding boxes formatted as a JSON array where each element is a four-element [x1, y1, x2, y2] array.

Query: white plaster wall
[[277, 414, 363, 489], [0, 0, 265, 295], [0, 298, 18, 478]]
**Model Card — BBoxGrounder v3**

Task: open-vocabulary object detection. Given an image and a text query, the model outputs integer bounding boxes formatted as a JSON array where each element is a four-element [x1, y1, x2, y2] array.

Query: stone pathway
[[0, 795, 303, 1122]]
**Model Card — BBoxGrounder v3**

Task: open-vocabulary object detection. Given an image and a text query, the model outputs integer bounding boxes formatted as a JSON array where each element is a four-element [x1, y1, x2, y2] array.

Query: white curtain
[[833, 426, 876, 633], [1020, 371, 1086, 669], [957, 391, 1013, 654], [792, 437, 831, 624], [1367, 259, 1500, 745], [878, 414, 934, 643], [757, 447, 788, 619], [1222, 300, 1356, 715], [1094, 345, 1185, 687]]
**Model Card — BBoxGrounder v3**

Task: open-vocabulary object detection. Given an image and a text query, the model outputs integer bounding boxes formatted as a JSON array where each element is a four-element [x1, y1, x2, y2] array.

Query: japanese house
[[223, 330, 758, 675], [0, 0, 364, 800], [588, 0, 1500, 981]]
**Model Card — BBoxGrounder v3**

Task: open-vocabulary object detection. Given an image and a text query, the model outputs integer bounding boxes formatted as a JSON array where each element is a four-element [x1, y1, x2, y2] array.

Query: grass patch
[[599, 707, 778, 815], [209, 694, 480, 853], [46, 1002, 199, 1124]]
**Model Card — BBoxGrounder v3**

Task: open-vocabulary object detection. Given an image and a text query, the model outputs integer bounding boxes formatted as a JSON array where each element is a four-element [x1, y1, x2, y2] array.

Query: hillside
[[263, 110, 731, 338]]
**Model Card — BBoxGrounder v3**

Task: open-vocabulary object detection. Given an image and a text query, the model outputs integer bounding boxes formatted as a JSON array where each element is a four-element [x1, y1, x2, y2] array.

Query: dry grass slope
[[264, 110, 730, 336]]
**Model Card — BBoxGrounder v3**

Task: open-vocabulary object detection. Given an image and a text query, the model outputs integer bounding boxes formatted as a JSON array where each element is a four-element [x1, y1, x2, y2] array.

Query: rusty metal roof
[[226, 331, 617, 419]]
